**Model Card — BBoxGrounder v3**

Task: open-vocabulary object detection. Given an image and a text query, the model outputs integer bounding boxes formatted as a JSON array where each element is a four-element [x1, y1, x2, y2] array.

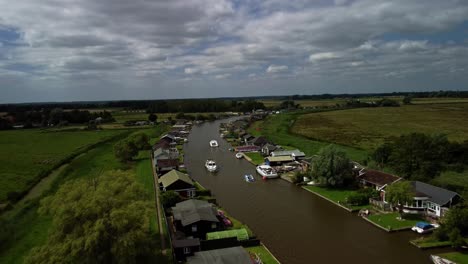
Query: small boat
[[256, 165, 278, 178], [235, 152, 243, 159], [431, 255, 456, 264], [244, 174, 255, 182], [411, 222, 439, 234], [205, 160, 217, 172], [209, 140, 219, 147]]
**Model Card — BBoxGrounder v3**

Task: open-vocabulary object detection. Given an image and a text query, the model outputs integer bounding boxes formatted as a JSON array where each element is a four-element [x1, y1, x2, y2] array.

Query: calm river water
[[183, 118, 439, 264]]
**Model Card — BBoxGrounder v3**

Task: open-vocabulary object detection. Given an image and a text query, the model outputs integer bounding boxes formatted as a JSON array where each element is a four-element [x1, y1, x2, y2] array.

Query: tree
[[24, 171, 157, 263], [402, 95, 413, 105], [148, 113, 157, 123], [385, 181, 414, 217], [310, 145, 353, 187], [160, 191, 182, 208], [48, 108, 63, 125], [114, 139, 138, 162], [434, 205, 468, 247], [372, 143, 393, 168], [129, 133, 150, 150]]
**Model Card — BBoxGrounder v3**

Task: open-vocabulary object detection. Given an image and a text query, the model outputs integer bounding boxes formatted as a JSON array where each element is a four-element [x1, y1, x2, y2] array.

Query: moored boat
[[205, 159, 218, 172], [256, 165, 278, 178], [431, 255, 455, 264], [209, 140, 219, 147], [244, 174, 255, 182], [235, 152, 243, 159]]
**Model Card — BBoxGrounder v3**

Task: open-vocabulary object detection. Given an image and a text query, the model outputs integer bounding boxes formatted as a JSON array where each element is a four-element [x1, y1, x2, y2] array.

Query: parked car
[[411, 222, 439, 234]]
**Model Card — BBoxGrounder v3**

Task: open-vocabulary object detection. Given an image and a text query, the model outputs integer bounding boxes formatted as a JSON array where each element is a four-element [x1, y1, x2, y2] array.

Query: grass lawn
[[303, 185, 370, 211], [410, 236, 452, 249], [0, 129, 124, 202], [293, 103, 468, 152], [367, 212, 424, 231], [439, 252, 468, 263], [244, 152, 265, 165], [248, 112, 368, 161], [246, 245, 280, 264]]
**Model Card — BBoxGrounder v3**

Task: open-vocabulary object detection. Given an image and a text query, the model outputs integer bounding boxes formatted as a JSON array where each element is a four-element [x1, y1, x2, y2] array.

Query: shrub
[[160, 191, 182, 208], [346, 193, 368, 206]]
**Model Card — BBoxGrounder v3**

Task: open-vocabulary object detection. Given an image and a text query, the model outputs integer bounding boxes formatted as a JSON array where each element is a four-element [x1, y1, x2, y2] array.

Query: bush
[[346, 193, 368, 206], [160, 191, 182, 208], [196, 189, 212, 197]]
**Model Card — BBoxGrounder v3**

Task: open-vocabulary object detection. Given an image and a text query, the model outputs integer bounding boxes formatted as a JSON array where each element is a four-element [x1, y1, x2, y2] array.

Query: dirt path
[[150, 156, 167, 255]]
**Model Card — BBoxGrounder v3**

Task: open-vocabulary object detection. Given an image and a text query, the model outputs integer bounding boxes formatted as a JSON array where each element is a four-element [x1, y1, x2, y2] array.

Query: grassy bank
[[366, 212, 424, 231], [302, 185, 369, 211], [438, 252, 468, 263], [244, 152, 264, 165], [410, 236, 452, 249], [248, 112, 368, 161], [0, 129, 124, 202], [293, 103, 468, 152], [246, 245, 281, 264]]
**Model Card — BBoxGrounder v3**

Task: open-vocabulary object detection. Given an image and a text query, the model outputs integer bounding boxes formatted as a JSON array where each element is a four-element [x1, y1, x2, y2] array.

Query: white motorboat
[[235, 152, 243, 159], [205, 160, 218, 172], [256, 165, 278, 178], [209, 140, 219, 147]]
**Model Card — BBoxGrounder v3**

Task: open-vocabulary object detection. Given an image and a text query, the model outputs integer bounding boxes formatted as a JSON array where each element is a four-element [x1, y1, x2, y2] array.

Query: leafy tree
[[24, 171, 157, 263], [148, 113, 157, 123], [175, 112, 185, 119], [160, 191, 182, 208], [114, 139, 139, 162], [434, 205, 468, 247], [403, 95, 413, 105], [385, 181, 414, 217], [372, 143, 393, 168], [48, 108, 63, 125], [129, 133, 150, 150], [311, 145, 353, 187]]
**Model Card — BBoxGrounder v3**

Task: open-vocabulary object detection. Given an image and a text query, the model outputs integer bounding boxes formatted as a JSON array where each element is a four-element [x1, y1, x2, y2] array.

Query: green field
[[0, 126, 168, 263], [439, 252, 468, 263], [244, 152, 265, 165], [248, 112, 368, 161], [0, 129, 124, 202], [302, 186, 369, 211], [293, 103, 468, 151]]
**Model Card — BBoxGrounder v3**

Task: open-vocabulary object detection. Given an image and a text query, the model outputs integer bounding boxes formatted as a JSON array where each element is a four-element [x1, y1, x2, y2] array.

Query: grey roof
[[411, 181, 460, 206], [159, 170, 194, 188], [187, 246, 252, 264], [172, 238, 200, 248], [262, 143, 277, 151], [172, 200, 219, 226], [271, 149, 305, 157]]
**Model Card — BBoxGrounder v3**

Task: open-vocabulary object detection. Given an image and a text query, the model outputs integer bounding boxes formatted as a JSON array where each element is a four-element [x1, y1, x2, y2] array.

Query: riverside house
[[158, 170, 195, 197], [381, 181, 461, 218]]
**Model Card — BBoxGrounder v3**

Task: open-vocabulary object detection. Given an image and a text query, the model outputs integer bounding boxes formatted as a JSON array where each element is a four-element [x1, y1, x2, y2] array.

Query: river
[[183, 118, 438, 264]]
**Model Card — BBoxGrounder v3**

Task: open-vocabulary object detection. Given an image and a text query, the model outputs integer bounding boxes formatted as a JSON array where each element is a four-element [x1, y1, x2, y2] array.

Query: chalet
[[186, 246, 253, 264], [242, 134, 255, 145], [270, 149, 305, 160], [171, 200, 221, 239], [153, 147, 179, 162], [265, 156, 294, 166], [159, 170, 195, 197], [401, 181, 461, 218], [234, 145, 261, 153], [248, 136, 269, 147], [261, 143, 278, 156], [173, 238, 201, 261], [357, 169, 401, 191], [152, 140, 171, 151], [156, 159, 180, 174]]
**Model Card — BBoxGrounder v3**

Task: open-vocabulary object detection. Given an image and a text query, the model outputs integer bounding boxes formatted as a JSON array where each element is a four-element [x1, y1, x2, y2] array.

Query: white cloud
[[266, 65, 288, 73], [184, 67, 199, 74], [309, 52, 341, 61]]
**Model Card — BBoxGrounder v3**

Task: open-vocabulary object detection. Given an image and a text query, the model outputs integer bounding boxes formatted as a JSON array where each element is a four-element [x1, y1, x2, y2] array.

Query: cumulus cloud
[[0, 0, 468, 102]]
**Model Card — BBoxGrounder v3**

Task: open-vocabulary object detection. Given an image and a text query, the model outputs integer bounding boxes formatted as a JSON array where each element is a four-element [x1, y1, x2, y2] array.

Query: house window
[[183, 247, 190, 254], [211, 223, 217, 229], [191, 225, 197, 232], [188, 190, 195, 198], [427, 202, 437, 211]]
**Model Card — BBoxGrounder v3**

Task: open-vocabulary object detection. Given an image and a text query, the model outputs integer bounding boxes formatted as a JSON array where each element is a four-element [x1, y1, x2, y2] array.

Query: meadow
[[0, 129, 125, 202], [248, 112, 368, 161], [293, 103, 468, 152], [0, 126, 169, 263]]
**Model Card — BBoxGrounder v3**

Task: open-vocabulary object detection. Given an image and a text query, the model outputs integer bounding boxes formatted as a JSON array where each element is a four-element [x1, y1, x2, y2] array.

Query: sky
[[0, 0, 468, 103]]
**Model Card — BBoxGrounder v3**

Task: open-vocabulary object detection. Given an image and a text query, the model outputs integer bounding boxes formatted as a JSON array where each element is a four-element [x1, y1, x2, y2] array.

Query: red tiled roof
[[358, 169, 400, 187]]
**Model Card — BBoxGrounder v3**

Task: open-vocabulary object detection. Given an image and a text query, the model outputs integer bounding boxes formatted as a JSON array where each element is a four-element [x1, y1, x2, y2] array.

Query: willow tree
[[25, 171, 157, 264], [311, 145, 353, 187], [385, 181, 414, 218]]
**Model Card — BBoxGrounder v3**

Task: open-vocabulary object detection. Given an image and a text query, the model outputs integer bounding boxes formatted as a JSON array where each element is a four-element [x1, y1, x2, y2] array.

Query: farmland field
[[293, 103, 468, 151], [0, 129, 125, 202]]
